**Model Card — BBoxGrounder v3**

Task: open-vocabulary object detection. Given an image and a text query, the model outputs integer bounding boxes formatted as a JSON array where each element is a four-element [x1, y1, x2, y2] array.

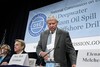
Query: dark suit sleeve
[[65, 32, 77, 65], [36, 32, 43, 56]]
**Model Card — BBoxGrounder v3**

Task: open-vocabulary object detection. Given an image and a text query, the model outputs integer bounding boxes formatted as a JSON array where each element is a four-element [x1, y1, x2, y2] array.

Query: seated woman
[[0, 44, 11, 65]]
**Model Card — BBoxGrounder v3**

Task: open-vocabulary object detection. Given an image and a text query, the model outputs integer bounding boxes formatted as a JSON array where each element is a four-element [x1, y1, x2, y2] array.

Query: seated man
[[14, 39, 26, 54]]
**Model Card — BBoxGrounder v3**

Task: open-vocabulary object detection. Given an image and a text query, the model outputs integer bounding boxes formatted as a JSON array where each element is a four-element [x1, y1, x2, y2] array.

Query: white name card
[[76, 49, 100, 67], [9, 54, 29, 66]]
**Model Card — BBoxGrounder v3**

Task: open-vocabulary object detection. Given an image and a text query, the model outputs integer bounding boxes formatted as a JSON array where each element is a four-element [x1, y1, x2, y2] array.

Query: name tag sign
[[9, 54, 29, 66], [76, 49, 100, 67]]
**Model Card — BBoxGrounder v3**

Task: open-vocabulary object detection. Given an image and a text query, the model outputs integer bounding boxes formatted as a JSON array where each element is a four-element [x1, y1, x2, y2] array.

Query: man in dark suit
[[14, 39, 26, 54], [36, 16, 77, 67]]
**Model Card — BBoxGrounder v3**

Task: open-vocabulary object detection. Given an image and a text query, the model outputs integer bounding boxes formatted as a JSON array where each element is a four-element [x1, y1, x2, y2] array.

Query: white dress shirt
[[46, 30, 56, 61]]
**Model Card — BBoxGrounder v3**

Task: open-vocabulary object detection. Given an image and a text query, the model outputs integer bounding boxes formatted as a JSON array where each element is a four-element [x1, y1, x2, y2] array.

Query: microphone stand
[[43, 48, 55, 58], [0, 29, 6, 46]]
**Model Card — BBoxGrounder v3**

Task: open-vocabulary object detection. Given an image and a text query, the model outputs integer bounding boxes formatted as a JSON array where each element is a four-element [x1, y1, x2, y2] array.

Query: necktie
[[47, 33, 52, 45], [46, 32, 55, 61]]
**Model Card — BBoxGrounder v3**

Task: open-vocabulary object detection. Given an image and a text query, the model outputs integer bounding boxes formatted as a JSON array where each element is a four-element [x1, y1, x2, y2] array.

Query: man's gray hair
[[47, 15, 58, 23]]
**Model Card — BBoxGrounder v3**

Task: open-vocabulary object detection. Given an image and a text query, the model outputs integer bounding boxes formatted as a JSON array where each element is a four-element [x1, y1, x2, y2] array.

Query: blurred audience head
[[0, 44, 11, 55], [14, 39, 25, 54]]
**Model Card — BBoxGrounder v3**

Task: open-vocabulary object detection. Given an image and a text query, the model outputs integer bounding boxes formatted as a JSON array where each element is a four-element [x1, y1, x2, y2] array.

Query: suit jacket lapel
[[54, 28, 61, 48], [44, 30, 50, 50]]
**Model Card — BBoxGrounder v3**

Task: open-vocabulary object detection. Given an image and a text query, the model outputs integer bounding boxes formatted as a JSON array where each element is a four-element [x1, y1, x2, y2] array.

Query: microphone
[[43, 47, 55, 58], [39, 46, 59, 66]]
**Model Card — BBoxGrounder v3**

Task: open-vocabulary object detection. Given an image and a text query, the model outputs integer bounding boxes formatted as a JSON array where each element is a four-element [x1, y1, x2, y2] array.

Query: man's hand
[[39, 51, 49, 60], [72, 64, 76, 67], [1, 62, 8, 65]]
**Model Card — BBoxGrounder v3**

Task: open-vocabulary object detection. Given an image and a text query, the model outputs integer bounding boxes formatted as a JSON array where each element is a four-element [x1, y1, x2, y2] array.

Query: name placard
[[76, 49, 100, 67], [8, 54, 29, 66]]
